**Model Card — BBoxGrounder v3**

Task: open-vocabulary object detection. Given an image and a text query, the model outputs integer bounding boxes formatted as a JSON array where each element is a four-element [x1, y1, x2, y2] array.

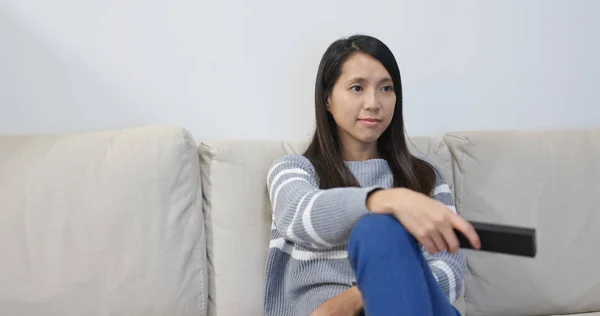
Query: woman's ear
[[326, 95, 332, 111]]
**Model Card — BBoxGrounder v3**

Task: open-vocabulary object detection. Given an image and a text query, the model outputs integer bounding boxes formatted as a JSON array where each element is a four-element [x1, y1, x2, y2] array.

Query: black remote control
[[455, 221, 537, 257]]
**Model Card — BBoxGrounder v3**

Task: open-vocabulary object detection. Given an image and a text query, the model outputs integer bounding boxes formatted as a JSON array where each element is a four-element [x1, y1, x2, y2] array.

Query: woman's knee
[[349, 213, 413, 245]]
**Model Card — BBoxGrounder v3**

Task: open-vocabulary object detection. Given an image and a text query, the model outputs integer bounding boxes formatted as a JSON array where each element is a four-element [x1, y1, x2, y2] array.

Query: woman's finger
[[441, 224, 460, 253], [430, 230, 447, 254], [450, 215, 481, 249], [420, 236, 438, 255]]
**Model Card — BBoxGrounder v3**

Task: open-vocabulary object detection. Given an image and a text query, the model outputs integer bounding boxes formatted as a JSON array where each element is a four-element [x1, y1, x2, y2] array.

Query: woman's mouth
[[359, 118, 381, 127]]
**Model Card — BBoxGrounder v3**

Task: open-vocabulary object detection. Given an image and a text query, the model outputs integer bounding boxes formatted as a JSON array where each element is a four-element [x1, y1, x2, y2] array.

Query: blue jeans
[[348, 214, 460, 316]]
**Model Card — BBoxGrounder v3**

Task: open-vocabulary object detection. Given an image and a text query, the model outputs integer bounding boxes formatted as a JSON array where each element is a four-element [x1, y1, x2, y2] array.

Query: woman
[[264, 34, 480, 316]]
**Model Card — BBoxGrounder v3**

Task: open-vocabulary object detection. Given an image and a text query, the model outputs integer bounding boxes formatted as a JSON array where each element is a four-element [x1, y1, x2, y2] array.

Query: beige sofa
[[1, 125, 599, 316]]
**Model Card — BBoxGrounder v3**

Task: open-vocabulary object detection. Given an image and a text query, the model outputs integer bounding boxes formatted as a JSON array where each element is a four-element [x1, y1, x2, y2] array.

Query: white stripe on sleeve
[[286, 192, 311, 241], [272, 177, 310, 210], [431, 260, 457, 303], [269, 168, 310, 198], [269, 238, 347, 260], [266, 161, 285, 183], [301, 191, 333, 248], [432, 183, 451, 196]]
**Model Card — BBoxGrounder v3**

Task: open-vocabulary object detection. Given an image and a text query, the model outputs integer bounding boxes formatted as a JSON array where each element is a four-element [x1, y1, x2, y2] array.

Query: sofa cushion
[[198, 137, 456, 316], [0, 125, 207, 316], [444, 129, 600, 316]]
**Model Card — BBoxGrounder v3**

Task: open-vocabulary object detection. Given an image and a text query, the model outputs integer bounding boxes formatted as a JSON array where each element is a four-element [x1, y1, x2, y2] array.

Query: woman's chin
[[355, 133, 382, 144]]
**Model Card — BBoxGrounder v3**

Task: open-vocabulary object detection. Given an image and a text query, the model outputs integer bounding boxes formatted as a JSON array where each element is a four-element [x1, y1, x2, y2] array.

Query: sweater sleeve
[[422, 169, 467, 304], [266, 154, 380, 249]]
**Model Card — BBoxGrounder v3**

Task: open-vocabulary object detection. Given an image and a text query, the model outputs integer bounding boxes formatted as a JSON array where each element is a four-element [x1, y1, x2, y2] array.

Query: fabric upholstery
[[0, 125, 207, 316], [444, 129, 600, 316]]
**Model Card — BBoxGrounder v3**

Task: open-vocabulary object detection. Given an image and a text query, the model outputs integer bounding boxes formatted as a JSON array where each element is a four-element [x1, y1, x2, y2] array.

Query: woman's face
[[327, 51, 396, 156]]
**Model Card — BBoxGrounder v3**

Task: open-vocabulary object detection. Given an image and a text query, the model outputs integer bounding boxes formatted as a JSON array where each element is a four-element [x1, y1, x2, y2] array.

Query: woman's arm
[[267, 154, 380, 249], [365, 166, 478, 304], [422, 172, 467, 303]]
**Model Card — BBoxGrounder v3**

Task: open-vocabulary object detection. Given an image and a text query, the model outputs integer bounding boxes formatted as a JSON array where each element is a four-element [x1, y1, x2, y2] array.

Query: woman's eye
[[382, 85, 394, 92], [350, 85, 363, 92]]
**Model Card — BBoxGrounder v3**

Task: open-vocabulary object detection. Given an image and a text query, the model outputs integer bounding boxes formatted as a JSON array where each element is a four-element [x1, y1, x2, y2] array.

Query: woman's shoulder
[[270, 153, 314, 167], [267, 154, 318, 178], [413, 155, 453, 204]]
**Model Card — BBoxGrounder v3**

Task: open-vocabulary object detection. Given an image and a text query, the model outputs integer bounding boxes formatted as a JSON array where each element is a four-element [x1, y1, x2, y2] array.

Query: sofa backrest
[[3, 124, 598, 316], [444, 129, 600, 315], [198, 137, 455, 316], [0, 126, 207, 316]]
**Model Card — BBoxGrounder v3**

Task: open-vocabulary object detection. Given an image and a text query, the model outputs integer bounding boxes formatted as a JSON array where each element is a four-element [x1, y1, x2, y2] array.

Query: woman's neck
[[340, 140, 379, 161]]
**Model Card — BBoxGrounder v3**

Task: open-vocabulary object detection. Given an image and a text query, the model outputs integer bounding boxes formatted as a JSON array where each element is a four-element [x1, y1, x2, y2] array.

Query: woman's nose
[[363, 93, 380, 111]]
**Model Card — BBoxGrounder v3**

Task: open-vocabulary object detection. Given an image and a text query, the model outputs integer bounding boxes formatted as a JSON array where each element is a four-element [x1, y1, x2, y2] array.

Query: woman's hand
[[310, 286, 363, 316], [367, 188, 481, 254]]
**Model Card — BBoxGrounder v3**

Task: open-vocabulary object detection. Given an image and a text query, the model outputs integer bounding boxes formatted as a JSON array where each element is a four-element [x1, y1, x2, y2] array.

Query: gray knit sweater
[[264, 154, 466, 316]]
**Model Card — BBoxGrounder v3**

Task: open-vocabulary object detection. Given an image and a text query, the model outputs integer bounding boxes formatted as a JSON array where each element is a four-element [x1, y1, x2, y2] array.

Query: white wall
[[1, 0, 598, 140]]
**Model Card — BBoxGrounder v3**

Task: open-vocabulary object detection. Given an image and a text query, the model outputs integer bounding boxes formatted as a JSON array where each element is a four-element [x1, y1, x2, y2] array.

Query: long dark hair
[[303, 34, 436, 195]]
